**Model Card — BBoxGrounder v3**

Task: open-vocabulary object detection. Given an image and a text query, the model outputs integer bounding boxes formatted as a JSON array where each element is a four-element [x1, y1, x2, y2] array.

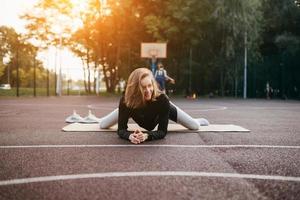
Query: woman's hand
[[134, 129, 144, 141], [129, 129, 148, 144], [129, 133, 140, 144]]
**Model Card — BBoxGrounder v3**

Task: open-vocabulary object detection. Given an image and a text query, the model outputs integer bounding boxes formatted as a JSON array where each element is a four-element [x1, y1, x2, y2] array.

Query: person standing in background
[[154, 62, 175, 93]]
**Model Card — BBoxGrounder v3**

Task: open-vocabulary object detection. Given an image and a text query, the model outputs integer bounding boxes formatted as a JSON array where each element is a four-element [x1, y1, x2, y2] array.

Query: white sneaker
[[65, 110, 84, 123], [196, 118, 210, 126], [81, 110, 101, 123]]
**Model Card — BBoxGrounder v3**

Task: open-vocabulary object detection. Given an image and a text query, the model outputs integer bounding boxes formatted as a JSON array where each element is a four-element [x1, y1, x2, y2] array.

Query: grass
[[0, 88, 55, 96], [0, 87, 122, 97]]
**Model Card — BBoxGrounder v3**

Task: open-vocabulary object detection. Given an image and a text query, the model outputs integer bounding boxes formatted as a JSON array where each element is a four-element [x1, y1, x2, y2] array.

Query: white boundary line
[[0, 103, 227, 112], [0, 103, 89, 107], [0, 144, 300, 149], [89, 105, 228, 112], [0, 171, 299, 186], [183, 106, 227, 112], [1, 103, 300, 110], [0, 103, 116, 110]]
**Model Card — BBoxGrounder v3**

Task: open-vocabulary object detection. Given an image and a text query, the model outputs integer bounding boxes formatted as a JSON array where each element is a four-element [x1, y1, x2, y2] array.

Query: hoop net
[[149, 49, 158, 58]]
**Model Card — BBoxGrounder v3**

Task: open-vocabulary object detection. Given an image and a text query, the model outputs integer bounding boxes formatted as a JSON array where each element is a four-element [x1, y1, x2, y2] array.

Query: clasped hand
[[129, 129, 148, 144]]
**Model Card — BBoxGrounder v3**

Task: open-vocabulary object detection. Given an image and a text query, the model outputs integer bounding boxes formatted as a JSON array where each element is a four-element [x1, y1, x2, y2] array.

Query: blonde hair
[[124, 68, 161, 109]]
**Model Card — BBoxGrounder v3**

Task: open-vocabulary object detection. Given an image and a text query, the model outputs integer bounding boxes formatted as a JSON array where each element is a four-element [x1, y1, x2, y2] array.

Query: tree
[[259, 0, 300, 99], [0, 26, 53, 91], [18, 0, 299, 98], [143, 0, 213, 94], [210, 0, 263, 97], [22, 0, 151, 93]]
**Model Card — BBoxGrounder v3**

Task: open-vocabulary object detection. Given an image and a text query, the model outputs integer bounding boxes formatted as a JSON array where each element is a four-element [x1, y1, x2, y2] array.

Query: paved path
[[0, 96, 299, 200]]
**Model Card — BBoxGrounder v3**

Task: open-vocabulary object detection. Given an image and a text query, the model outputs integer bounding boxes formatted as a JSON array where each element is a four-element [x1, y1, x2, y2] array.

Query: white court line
[[0, 171, 299, 186], [0, 144, 300, 149], [89, 105, 228, 112], [2, 103, 300, 110], [0, 103, 116, 111], [0, 103, 88, 107], [183, 106, 227, 112]]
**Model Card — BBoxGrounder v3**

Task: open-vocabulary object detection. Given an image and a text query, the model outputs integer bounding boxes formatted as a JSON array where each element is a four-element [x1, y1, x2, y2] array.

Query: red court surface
[[0, 96, 299, 200]]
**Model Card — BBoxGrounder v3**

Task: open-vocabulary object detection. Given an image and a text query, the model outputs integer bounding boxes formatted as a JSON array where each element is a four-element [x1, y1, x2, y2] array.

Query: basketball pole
[[151, 55, 157, 75]]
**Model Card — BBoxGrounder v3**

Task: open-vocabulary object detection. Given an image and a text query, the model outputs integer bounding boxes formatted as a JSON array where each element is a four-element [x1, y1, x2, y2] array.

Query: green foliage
[[0, 63, 5, 77], [0, 26, 56, 93], [2, 0, 299, 98], [257, 0, 300, 98]]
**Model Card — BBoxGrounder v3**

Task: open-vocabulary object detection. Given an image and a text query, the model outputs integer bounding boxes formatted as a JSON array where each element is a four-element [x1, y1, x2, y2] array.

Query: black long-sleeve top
[[117, 94, 170, 141]]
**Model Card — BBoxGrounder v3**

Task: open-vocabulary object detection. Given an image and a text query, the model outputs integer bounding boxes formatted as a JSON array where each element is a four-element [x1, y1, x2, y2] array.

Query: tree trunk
[[93, 60, 97, 93], [81, 58, 87, 92], [220, 63, 225, 97], [243, 31, 248, 99], [234, 63, 238, 98], [86, 48, 91, 94]]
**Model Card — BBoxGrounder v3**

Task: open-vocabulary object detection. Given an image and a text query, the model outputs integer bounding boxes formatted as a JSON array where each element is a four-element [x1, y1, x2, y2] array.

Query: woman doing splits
[[99, 68, 209, 144]]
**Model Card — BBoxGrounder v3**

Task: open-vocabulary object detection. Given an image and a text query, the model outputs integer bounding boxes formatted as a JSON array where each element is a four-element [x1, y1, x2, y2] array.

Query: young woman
[[99, 68, 209, 144]]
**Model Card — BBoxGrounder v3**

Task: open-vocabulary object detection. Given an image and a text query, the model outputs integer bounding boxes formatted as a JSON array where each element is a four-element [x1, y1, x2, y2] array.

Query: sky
[[0, 0, 84, 80]]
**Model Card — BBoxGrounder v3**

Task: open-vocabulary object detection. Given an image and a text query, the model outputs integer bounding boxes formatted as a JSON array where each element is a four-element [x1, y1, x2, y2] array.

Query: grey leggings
[[99, 101, 199, 130]]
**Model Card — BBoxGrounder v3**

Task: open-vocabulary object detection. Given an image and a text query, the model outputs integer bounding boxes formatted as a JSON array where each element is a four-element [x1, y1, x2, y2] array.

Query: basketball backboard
[[141, 43, 167, 58]]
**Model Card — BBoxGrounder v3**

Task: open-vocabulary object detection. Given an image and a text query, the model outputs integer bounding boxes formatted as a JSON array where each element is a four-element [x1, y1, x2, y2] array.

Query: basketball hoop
[[141, 43, 167, 75], [149, 49, 158, 58], [141, 43, 167, 58]]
